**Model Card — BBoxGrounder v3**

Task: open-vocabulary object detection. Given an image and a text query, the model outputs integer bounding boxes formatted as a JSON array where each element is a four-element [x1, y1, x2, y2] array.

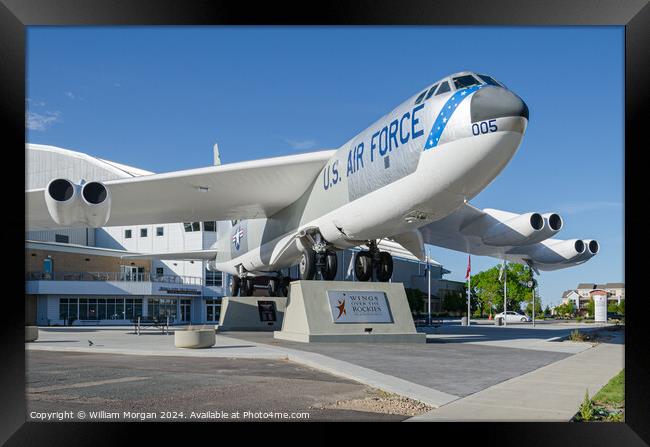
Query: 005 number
[[472, 119, 497, 136]]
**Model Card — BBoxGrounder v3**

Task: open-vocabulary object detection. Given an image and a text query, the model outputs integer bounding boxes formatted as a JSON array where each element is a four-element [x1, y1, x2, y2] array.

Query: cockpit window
[[414, 90, 428, 104], [435, 81, 450, 95], [453, 75, 480, 89], [478, 74, 500, 86], [425, 83, 439, 100]]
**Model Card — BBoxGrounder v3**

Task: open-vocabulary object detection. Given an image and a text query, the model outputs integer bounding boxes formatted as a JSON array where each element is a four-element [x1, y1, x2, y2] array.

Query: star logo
[[232, 226, 244, 250]]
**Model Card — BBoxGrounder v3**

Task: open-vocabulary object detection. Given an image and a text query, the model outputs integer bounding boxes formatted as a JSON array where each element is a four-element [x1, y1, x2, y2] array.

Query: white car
[[495, 311, 532, 322]]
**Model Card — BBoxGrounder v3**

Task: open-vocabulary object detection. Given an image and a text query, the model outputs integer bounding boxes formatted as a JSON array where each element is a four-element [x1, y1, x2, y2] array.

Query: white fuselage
[[214, 73, 528, 276]]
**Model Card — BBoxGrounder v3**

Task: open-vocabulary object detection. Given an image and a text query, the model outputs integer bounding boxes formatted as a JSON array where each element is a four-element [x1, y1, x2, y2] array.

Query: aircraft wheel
[[228, 276, 240, 297], [242, 278, 255, 296], [268, 278, 279, 297], [374, 251, 393, 282], [299, 250, 316, 280], [279, 277, 290, 297], [322, 250, 338, 280], [354, 251, 372, 281]]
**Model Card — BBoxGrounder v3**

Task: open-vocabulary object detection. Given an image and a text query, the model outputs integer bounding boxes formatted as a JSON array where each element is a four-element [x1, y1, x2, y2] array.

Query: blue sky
[[26, 26, 624, 307]]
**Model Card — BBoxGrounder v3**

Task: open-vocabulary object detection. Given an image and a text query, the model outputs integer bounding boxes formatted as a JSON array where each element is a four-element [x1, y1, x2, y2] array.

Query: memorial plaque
[[257, 301, 277, 322], [327, 290, 393, 323]]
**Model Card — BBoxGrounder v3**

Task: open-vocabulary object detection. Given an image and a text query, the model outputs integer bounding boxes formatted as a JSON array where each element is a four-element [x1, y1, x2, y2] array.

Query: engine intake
[[482, 212, 544, 246], [44, 178, 111, 227]]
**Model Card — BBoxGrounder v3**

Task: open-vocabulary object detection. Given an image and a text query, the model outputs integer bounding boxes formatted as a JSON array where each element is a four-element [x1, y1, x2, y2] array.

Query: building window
[[149, 298, 178, 322], [156, 227, 164, 236], [184, 222, 201, 232], [156, 267, 164, 276], [206, 269, 223, 287], [125, 229, 132, 239], [59, 298, 78, 321], [140, 228, 148, 237], [206, 299, 221, 322], [203, 221, 216, 232], [55, 234, 69, 243]]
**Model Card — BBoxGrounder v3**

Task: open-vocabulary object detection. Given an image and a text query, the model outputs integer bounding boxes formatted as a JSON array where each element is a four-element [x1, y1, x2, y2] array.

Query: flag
[[498, 260, 505, 282], [465, 255, 471, 281]]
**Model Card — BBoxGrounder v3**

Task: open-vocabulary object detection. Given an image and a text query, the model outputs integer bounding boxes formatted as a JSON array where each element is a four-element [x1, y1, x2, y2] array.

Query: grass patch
[[593, 369, 624, 406], [572, 369, 624, 422]]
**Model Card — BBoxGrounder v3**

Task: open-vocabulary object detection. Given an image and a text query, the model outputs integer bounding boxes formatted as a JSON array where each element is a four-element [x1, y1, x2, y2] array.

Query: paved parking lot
[[226, 331, 573, 397], [27, 351, 406, 422]]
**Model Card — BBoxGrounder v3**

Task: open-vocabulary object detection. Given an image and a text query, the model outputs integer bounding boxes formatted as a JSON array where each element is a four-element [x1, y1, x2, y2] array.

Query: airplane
[[26, 71, 599, 297]]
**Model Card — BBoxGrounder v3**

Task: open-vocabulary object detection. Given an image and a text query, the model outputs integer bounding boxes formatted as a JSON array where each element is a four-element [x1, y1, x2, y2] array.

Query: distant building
[[561, 282, 625, 310]]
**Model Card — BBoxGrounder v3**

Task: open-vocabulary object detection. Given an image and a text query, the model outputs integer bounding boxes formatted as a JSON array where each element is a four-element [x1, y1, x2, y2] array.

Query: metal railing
[[25, 271, 203, 286]]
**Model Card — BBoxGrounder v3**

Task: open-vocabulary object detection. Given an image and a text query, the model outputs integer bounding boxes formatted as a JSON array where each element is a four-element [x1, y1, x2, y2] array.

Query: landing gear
[[322, 250, 338, 280], [354, 251, 373, 281], [374, 251, 393, 282], [354, 242, 394, 282], [299, 249, 316, 280], [228, 275, 240, 296], [241, 277, 255, 296]]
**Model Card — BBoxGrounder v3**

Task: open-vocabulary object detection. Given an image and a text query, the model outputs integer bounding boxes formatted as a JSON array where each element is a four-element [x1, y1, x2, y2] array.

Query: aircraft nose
[[470, 86, 528, 122]]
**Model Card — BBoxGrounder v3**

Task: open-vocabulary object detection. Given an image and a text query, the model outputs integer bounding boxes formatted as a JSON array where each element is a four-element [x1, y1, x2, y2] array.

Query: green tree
[[471, 263, 534, 316], [607, 301, 618, 313], [543, 305, 551, 317], [442, 289, 466, 313], [617, 299, 625, 316], [555, 302, 575, 318], [585, 298, 595, 318]]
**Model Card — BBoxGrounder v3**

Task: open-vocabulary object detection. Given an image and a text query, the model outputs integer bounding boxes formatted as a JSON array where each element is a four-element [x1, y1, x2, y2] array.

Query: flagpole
[[466, 254, 471, 327], [503, 260, 507, 327]]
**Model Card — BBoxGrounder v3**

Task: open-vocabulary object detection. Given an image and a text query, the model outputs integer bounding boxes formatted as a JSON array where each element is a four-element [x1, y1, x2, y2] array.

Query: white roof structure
[[26, 143, 153, 189]]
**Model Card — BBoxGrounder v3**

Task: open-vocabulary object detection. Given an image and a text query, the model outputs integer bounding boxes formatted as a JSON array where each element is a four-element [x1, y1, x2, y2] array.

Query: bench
[[132, 316, 172, 335]]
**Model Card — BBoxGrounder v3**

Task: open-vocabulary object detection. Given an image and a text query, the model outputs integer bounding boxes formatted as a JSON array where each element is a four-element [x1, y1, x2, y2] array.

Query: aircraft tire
[[268, 278, 278, 297], [374, 251, 393, 282], [229, 276, 240, 297], [242, 278, 255, 296], [299, 250, 316, 280], [323, 250, 338, 280], [354, 251, 373, 281]]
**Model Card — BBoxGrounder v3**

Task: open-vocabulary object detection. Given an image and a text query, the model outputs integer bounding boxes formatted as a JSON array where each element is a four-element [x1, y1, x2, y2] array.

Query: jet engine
[[529, 239, 586, 264], [80, 181, 111, 227], [44, 178, 111, 227], [481, 212, 544, 246]]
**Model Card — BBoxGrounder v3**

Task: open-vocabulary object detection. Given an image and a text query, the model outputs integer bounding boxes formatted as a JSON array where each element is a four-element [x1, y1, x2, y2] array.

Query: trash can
[[495, 316, 504, 326], [461, 316, 468, 326]]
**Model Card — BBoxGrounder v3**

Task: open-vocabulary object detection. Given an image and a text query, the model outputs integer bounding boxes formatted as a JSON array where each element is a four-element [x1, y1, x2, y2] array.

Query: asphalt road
[[26, 351, 406, 422]]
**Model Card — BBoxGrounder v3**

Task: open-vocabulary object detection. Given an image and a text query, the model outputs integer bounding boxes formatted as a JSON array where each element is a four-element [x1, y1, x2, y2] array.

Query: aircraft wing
[[418, 203, 599, 271], [26, 150, 336, 230]]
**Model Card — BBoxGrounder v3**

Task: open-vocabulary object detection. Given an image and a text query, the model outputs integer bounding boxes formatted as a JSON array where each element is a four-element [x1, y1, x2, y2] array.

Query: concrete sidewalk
[[408, 332, 624, 421]]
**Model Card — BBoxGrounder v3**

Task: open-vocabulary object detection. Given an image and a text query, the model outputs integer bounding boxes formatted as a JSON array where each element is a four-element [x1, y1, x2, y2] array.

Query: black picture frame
[[3, 0, 647, 443]]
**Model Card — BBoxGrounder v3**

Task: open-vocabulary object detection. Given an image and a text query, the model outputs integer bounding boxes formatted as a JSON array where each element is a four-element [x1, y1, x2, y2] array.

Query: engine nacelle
[[482, 212, 544, 246], [44, 178, 111, 227], [44, 178, 83, 226], [564, 239, 599, 263], [530, 239, 586, 264], [80, 181, 111, 227]]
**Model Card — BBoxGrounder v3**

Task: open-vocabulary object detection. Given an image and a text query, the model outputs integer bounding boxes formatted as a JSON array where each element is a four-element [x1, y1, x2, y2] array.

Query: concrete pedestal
[[274, 280, 425, 343], [25, 326, 39, 342], [174, 329, 216, 348], [218, 296, 287, 331]]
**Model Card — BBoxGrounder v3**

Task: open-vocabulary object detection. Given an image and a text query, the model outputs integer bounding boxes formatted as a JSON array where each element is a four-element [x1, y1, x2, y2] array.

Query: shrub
[[579, 389, 594, 421]]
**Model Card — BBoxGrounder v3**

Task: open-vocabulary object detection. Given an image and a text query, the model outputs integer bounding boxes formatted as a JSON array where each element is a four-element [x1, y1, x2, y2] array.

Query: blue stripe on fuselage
[[424, 84, 485, 151]]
